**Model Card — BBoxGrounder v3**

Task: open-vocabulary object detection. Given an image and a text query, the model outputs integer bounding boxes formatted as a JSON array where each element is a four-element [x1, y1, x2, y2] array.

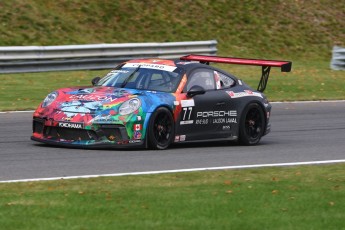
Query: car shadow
[[32, 139, 270, 151]]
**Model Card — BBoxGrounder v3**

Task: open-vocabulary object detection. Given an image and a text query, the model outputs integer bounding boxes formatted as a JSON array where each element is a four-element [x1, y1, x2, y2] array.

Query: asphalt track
[[1, 101, 345, 182]]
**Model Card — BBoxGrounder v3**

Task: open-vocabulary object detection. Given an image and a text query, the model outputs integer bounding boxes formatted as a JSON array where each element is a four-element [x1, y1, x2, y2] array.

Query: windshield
[[96, 63, 185, 93]]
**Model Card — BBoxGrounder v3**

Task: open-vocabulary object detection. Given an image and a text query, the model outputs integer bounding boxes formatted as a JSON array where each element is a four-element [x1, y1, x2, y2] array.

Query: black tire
[[147, 107, 174, 150], [239, 103, 265, 145]]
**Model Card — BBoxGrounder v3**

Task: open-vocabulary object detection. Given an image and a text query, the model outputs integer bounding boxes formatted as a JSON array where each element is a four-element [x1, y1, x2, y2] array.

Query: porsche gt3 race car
[[31, 55, 291, 149]]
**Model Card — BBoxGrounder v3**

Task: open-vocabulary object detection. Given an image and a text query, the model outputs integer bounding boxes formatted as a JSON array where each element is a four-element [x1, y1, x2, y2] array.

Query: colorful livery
[[31, 55, 291, 149]]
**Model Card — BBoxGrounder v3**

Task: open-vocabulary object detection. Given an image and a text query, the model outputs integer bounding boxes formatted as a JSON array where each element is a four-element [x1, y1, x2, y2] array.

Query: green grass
[[0, 0, 344, 60], [1, 163, 344, 230], [0, 70, 108, 111]]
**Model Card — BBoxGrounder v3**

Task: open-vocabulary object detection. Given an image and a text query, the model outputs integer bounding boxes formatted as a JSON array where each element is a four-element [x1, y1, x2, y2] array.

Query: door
[[176, 68, 237, 141]]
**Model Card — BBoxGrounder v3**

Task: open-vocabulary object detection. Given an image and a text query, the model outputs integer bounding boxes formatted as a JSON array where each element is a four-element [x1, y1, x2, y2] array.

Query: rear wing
[[180, 54, 292, 92]]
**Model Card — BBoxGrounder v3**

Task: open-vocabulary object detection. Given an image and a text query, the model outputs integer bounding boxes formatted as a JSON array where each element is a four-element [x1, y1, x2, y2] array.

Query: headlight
[[42, 91, 58, 108], [119, 98, 141, 115]]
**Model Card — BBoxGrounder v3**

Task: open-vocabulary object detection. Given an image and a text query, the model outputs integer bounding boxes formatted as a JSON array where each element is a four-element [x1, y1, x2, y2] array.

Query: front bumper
[[32, 117, 145, 149]]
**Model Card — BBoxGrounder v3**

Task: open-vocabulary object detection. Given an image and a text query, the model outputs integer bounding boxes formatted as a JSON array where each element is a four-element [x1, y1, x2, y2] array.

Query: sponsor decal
[[123, 63, 177, 72], [222, 125, 231, 130], [134, 124, 142, 131], [58, 122, 84, 129], [134, 131, 142, 139], [68, 89, 128, 102], [176, 62, 194, 65], [110, 70, 129, 74], [175, 135, 180, 142], [195, 119, 208, 125], [129, 140, 141, 144], [181, 99, 195, 107], [196, 110, 237, 118], [226, 90, 263, 99], [62, 116, 73, 121], [212, 118, 237, 124], [174, 135, 186, 142], [92, 115, 112, 122], [180, 120, 194, 125], [69, 95, 116, 102]]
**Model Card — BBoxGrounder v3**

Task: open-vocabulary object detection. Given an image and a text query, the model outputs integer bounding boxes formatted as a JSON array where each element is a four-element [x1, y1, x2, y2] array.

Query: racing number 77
[[182, 107, 193, 121]]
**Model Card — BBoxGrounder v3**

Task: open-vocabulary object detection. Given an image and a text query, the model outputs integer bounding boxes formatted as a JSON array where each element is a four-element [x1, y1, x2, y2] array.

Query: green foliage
[[0, 0, 344, 60], [1, 164, 344, 229]]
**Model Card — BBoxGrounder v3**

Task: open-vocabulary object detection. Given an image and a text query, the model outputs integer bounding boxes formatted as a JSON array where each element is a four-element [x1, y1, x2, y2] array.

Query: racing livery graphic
[[31, 55, 292, 149]]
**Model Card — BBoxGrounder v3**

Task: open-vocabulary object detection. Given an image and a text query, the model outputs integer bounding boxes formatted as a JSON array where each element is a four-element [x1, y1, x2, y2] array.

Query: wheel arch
[[237, 100, 268, 145], [238, 100, 268, 132], [145, 104, 175, 150]]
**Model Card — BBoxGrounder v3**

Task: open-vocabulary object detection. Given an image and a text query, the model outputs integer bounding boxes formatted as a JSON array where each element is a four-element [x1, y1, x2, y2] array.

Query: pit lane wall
[[331, 46, 345, 70], [0, 40, 217, 73]]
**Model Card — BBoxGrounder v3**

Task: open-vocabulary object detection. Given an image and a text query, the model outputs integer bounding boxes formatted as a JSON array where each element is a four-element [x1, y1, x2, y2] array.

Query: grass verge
[[1, 1, 344, 61], [0, 163, 344, 230]]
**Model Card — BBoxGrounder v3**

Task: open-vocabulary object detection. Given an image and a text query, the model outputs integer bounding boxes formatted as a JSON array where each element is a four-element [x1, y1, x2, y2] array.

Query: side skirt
[[175, 136, 238, 144]]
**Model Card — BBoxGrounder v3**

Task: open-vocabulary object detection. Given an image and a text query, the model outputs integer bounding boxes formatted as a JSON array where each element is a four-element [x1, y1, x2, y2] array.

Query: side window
[[147, 73, 165, 90], [215, 71, 235, 89], [186, 69, 215, 91]]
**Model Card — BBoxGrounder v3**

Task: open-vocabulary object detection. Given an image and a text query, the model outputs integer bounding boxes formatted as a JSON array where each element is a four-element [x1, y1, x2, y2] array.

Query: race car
[[31, 54, 291, 149]]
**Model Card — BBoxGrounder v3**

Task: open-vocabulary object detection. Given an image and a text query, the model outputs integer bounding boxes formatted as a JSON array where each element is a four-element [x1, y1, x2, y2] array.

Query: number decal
[[180, 107, 194, 125], [182, 107, 193, 120]]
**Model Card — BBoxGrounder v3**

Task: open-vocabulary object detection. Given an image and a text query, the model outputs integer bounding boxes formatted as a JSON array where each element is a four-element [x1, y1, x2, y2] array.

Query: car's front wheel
[[239, 103, 265, 145], [147, 107, 174, 150]]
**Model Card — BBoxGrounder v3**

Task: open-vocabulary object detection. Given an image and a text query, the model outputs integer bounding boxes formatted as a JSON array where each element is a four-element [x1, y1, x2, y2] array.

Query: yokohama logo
[[58, 122, 84, 129]]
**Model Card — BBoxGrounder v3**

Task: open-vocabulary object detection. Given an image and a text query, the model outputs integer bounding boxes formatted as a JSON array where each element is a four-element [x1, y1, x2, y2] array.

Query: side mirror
[[91, 77, 101, 86], [187, 85, 206, 97]]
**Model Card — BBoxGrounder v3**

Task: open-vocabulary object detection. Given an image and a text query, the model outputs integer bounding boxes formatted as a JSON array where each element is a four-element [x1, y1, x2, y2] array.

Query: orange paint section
[[173, 74, 188, 121]]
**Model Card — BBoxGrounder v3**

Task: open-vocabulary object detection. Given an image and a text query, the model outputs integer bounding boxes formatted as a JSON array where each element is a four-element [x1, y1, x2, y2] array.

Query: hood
[[35, 85, 176, 124], [55, 86, 143, 114]]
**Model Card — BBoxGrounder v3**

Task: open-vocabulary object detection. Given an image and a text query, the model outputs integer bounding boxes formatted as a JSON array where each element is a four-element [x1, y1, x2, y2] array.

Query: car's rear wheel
[[239, 103, 265, 145], [148, 107, 174, 150]]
